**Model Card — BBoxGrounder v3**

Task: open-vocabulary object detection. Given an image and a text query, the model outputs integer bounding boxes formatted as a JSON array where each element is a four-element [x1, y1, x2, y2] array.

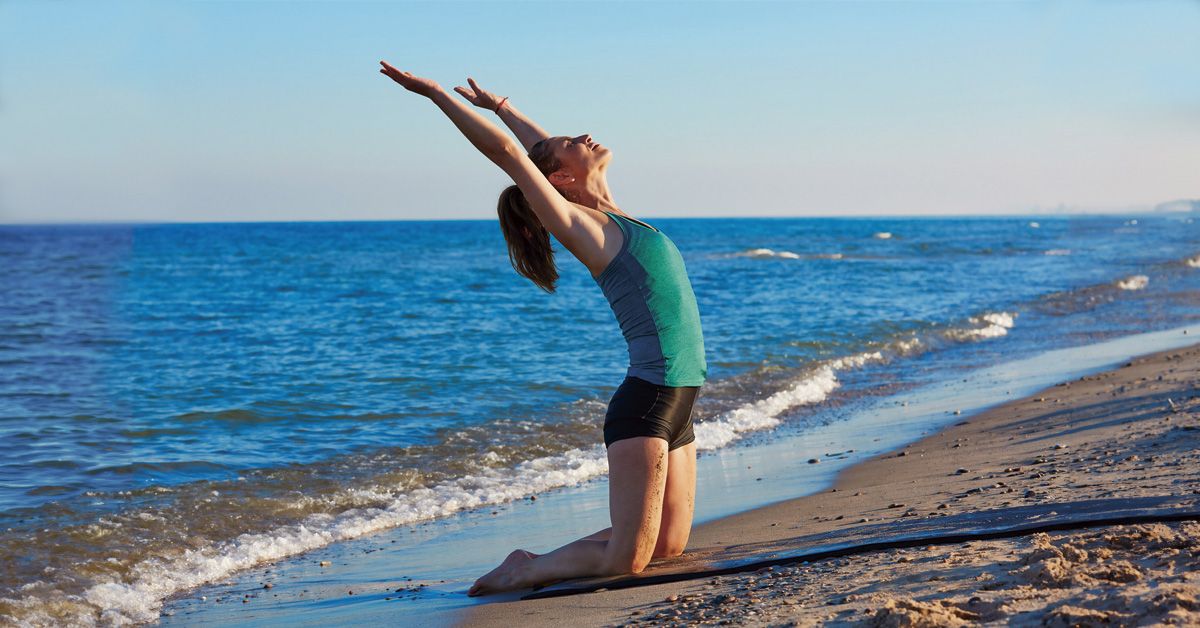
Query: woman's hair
[[497, 138, 563, 293]]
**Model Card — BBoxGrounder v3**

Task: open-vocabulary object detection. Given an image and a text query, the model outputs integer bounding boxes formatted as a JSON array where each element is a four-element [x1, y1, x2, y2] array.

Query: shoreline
[[458, 340, 1200, 626], [151, 326, 1200, 626]]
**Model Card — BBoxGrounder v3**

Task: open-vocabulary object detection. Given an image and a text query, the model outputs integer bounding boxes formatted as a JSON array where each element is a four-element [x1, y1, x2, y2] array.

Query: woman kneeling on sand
[[379, 61, 708, 595]]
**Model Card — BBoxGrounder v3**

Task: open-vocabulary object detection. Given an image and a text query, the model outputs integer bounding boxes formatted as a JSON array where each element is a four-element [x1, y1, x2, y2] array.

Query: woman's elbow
[[486, 141, 524, 167]]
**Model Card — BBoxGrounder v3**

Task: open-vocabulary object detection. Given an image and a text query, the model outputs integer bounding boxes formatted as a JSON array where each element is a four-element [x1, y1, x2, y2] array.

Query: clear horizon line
[[3, 207, 1195, 228]]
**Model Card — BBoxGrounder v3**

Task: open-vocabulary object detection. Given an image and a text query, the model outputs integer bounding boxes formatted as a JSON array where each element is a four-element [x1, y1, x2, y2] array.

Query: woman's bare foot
[[467, 549, 536, 596]]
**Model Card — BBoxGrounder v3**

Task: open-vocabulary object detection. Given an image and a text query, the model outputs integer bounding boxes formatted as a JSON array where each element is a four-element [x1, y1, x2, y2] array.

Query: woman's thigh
[[605, 436, 669, 571], [656, 441, 696, 555]]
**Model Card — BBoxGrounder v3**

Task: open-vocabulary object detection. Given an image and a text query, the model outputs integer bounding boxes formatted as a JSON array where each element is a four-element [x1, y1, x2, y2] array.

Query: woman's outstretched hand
[[453, 78, 505, 111], [379, 61, 442, 98]]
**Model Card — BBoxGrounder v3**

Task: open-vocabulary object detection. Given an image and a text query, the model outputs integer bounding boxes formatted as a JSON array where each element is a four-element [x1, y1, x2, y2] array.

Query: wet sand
[[460, 341, 1200, 626]]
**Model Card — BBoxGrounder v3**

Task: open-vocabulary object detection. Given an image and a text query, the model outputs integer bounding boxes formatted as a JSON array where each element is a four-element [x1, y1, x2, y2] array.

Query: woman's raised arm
[[378, 61, 590, 253], [454, 78, 550, 153], [379, 61, 512, 159]]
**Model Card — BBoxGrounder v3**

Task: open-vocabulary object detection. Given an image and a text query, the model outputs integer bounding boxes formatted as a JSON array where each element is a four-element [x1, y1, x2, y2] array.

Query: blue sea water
[[1, 213, 1198, 623]]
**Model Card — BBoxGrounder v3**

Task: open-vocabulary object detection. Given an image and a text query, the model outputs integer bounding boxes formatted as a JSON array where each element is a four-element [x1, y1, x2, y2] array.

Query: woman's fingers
[[377, 62, 442, 97], [453, 87, 481, 103], [379, 60, 412, 79], [468, 77, 494, 96], [379, 60, 414, 84]]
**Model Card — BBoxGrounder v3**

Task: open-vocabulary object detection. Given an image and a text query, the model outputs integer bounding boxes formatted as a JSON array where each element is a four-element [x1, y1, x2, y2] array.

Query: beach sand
[[460, 342, 1200, 627]]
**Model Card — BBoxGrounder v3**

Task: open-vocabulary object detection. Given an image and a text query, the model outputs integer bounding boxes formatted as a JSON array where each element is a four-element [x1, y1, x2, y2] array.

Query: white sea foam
[[734, 248, 802, 259], [1028, 222, 1040, 229], [828, 351, 884, 370], [731, 248, 843, 260], [1186, 256, 1200, 269], [942, 311, 1017, 341], [873, 232, 892, 239], [695, 367, 837, 450], [1116, 275, 1149, 291], [65, 446, 613, 624], [890, 337, 924, 355], [1044, 249, 1071, 256]]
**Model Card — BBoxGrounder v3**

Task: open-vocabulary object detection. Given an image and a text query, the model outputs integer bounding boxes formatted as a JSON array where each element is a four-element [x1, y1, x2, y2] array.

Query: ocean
[[2, 213, 1198, 624]]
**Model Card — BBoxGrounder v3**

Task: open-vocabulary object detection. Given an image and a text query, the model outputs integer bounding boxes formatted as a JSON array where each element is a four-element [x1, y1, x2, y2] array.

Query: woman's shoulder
[[569, 202, 612, 225], [549, 202, 623, 279]]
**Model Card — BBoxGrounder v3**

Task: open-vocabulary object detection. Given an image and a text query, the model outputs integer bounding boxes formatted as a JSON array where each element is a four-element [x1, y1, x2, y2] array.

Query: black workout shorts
[[604, 375, 700, 451]]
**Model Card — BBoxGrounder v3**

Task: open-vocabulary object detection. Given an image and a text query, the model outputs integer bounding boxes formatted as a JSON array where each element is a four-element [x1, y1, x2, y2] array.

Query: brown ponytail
[[496, 138, 564, 293]]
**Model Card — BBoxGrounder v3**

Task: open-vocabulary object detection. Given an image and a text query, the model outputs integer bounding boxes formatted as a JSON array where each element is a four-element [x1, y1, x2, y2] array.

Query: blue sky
[[1, 0, 1196, 223]]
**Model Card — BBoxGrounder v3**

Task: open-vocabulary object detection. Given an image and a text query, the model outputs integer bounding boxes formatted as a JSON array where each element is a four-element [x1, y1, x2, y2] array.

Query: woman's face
[[550, 134, 612, 176]]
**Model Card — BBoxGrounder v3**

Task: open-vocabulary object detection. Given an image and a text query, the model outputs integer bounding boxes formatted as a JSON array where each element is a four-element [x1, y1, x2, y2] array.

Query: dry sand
[[460, 342, 1200, 627]]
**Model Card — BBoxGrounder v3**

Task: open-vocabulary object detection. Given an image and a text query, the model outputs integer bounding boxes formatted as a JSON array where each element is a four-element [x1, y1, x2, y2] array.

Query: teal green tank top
[[593, 211, 707, 387]]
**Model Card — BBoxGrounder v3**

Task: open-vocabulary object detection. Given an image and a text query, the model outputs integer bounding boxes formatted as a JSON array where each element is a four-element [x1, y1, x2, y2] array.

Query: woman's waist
[[620, 330, 705, 352]]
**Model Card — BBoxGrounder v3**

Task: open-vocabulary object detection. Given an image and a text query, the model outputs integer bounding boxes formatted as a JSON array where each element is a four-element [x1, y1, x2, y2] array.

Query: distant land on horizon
[[1152, 199, 1200, 213]]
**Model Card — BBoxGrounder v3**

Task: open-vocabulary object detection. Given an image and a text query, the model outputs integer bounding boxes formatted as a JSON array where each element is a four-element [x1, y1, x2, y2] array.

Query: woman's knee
[[653, 525, 689, 558], [602, 545, 654, 575], [652, 537, 687, 559]]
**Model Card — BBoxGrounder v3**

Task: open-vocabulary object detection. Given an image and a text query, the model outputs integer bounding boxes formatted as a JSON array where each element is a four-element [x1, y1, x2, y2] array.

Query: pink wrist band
[[495, 97, 509, 113]]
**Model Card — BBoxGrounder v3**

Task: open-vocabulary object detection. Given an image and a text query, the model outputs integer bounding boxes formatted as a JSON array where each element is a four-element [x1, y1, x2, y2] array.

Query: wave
[[941, 312, 1016, 341], [1115, 275, 1149, 291], [728, 248, 849, 261], [695, 362, 845, 450], [72, 448, 612, 625], [1043, 249, 1071, 256], [732, 248, 803, 259], [0, 308, 1022, 626], [1036, 265, 1167, 315], [1186, 256, 1200, 269], [82, 460, 231, 477]]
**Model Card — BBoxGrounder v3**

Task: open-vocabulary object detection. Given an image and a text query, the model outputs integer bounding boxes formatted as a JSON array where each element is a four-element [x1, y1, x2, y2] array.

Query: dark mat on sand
[[522, 495, 1200, 600]]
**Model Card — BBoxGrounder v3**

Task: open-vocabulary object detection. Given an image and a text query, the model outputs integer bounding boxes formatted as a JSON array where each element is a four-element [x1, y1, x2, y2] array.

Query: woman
[[378, 61, 707, 596]]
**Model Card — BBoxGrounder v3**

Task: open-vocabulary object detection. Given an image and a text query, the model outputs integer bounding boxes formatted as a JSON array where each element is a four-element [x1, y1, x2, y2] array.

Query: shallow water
[[1, 213, 1198, 624]]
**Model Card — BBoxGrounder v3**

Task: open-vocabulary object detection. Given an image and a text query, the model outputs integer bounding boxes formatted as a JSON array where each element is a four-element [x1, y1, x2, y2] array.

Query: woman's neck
[[573, 168, 619, 213]]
